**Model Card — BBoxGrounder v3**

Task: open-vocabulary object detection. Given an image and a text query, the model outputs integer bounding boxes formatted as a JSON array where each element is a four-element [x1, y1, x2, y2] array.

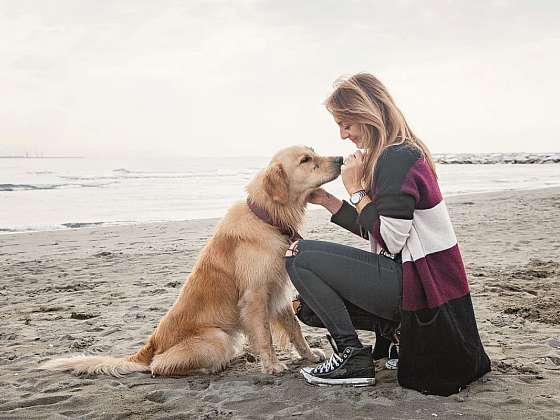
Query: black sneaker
[[385, 342, 399, 370], [300, 341, 375, 387]]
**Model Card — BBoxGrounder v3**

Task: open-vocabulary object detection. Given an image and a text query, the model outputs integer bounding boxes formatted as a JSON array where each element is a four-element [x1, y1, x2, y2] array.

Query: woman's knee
[[284, 240, 315, 268], [284, 241, 315, 287], [284, 241, 302, 282], [284, 239, 328, 258], [284, 240, 331, 273]]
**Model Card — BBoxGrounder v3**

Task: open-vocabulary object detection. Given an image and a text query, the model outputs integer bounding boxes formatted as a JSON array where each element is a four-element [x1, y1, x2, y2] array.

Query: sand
[[1, 187, 560, 419]]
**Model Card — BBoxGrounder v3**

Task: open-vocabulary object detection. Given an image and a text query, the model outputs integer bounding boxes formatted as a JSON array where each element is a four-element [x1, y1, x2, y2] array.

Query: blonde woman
[[285, 73, 490, 395]]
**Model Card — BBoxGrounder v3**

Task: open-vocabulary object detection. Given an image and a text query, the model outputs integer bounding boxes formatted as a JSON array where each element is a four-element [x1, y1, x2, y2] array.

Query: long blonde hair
[[325, 73, 436, 188]]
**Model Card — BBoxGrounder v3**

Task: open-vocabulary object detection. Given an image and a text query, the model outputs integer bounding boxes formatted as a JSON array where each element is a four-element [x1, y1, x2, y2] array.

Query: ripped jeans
[[285, 239, 402, 351]]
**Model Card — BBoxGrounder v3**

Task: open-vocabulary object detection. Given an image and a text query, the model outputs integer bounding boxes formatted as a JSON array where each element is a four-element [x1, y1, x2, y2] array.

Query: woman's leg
[[285, 239, 402, 351], [292, 295, 395, 360]]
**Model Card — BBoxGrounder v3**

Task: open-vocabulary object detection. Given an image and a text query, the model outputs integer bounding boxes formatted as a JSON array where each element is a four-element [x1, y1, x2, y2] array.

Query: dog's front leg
[[239, 289, 286, 374], [272, 305, 325, 363]]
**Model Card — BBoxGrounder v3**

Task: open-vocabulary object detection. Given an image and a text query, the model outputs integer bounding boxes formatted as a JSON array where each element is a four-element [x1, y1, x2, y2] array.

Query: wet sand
[[1, 187, 559, 419]]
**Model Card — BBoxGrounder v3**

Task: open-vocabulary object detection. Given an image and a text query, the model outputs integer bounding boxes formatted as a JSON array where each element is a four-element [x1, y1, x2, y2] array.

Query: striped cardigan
[[331, 143, 490, 396]]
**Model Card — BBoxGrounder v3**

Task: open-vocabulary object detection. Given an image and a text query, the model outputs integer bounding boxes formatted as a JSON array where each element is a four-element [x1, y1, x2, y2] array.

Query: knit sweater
[[331, 143, 490, 396]]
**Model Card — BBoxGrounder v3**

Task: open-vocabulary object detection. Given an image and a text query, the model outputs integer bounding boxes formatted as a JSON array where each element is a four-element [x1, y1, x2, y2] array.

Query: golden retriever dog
[[41, 146, 342, 377]]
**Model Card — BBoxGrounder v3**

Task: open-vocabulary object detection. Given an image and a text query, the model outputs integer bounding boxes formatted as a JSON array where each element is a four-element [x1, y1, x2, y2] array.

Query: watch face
[[350, 191, 365, 204]]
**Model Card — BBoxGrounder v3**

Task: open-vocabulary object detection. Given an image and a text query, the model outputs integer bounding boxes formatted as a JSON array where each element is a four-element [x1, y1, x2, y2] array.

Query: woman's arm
[[355, 148, 420, 255], [308, 188, 368, 239], [322, 191, 343, 215], [330, 200, 369, 238]]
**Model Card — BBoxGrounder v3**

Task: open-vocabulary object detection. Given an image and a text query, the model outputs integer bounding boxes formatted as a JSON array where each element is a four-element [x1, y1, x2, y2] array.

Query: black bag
[[397, 294, 491, 396]]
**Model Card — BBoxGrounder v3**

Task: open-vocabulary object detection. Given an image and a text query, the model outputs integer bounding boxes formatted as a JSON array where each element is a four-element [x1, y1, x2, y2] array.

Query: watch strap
[[350, 190, 367, 205]]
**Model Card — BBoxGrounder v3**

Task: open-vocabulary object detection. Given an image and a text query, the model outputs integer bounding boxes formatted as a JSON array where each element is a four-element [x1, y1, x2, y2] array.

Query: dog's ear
[[263, 163, 289, 204]]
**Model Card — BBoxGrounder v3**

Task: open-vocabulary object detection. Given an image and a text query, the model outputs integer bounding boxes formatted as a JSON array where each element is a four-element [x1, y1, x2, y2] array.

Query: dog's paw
[[309, 348, 326, 363], [262, 362, 287, 375]]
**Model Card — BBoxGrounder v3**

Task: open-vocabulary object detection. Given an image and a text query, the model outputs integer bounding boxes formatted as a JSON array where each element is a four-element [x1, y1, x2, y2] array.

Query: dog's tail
[[41, 343, 155, 377], [40, 355, 150, 377]]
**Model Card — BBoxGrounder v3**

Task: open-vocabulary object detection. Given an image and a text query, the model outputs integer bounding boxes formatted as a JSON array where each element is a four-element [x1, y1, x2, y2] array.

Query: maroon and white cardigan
[[331, 143, 490, 396]]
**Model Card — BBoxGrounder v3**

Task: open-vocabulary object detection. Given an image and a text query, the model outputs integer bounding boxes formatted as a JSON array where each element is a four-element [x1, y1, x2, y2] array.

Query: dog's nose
[[334, 156, 344, 166]]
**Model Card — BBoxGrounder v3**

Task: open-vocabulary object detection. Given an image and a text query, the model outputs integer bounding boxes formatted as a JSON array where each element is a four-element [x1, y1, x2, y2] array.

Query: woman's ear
[[263, 163, 289, 204]]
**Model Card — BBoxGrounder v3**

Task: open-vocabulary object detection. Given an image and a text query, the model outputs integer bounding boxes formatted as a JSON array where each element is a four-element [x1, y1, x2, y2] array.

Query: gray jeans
[[285, 239, 402, 350]]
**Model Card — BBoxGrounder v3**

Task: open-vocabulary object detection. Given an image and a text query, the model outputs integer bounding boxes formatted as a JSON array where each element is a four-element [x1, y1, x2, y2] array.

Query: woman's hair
[[324, 73, 437, 188]]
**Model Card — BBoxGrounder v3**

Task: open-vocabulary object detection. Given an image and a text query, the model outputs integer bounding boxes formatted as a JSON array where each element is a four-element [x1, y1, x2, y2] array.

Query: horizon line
[[0, 151, 559, 160]]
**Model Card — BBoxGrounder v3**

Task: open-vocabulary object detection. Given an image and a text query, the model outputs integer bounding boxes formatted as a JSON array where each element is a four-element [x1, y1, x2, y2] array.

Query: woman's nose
[[340, 128, 348, 139]]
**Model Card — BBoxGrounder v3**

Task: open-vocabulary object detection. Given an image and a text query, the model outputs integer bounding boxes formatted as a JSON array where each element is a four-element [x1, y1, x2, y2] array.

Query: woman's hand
[[341, 150, 365, 194], [307, 188, 330, 206], [307, 188, 343, 215]]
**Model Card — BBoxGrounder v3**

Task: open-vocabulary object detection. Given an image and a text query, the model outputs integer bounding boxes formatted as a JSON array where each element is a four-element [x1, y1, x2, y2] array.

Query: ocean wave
[[61, 222, 105, 229], [112, 168, 194, 175], [113, 168, 137, 174], [60, 170, 257, 181], [0, 182, 114, 192], [0, 221, 107, 234], [0, 183, 57, 191], [0, 220, 145, 234]]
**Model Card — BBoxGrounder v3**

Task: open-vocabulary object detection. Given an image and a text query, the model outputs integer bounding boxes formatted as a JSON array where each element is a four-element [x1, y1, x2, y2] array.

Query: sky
[[1, 0, 559, 158]]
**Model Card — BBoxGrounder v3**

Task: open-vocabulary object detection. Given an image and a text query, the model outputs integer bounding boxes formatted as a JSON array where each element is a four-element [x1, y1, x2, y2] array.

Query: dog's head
[[261, 146, 342, 205]]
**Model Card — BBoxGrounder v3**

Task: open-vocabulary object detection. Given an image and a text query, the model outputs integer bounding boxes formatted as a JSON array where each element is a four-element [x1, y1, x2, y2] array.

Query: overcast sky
[[1, 0, 559, 158]]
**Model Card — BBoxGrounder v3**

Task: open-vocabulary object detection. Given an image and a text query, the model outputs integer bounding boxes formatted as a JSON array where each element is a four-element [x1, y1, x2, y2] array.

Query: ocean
[[1, 156, 559, 234]]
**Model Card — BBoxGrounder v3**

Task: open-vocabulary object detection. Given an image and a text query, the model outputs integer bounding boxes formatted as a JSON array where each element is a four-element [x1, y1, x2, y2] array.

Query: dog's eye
[[300, 156, 311, 164]]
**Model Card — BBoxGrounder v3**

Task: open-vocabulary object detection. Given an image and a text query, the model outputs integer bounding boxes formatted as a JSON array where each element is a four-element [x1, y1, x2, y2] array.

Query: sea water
[[1, 156, 559, 234]]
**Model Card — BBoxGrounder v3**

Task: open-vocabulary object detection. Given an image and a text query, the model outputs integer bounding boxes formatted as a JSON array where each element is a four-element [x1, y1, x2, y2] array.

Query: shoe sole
[[300, 369, 375, 387]]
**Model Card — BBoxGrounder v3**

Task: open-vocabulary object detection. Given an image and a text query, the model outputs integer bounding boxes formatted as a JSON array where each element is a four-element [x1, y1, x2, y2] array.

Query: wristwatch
[[349, 190, 367, 205]]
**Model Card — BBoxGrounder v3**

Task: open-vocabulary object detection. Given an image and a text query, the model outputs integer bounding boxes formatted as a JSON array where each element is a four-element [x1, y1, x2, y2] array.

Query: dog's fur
[[41, 146, 341, 377]]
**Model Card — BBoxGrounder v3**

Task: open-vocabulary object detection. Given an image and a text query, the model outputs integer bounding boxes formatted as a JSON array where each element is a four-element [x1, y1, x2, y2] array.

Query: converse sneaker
[[300, 340, 375, 387], [385, 341, 399, 370]]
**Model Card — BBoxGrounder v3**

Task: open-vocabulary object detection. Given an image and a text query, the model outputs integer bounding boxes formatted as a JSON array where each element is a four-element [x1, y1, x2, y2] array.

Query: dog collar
[[246, 198, 303, 244]]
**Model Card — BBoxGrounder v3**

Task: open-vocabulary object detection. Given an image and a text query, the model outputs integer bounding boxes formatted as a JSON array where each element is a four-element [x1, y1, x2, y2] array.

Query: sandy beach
[[1, 187, 559, 419]]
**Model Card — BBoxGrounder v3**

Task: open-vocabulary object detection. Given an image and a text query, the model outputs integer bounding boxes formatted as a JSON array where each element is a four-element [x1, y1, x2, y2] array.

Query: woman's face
[[335, 119, 364, 149]]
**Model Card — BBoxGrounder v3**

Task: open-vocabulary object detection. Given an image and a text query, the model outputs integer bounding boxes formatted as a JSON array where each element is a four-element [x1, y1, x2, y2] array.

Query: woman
[[285, 73, 490, 395]]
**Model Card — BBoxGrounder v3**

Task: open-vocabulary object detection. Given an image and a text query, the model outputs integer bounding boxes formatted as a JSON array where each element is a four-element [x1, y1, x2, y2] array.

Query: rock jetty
[[434, 153, 560, 164]]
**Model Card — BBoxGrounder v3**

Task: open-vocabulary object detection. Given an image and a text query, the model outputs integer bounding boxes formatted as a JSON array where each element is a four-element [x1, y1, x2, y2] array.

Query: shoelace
[[312, 352, 343, 374]]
